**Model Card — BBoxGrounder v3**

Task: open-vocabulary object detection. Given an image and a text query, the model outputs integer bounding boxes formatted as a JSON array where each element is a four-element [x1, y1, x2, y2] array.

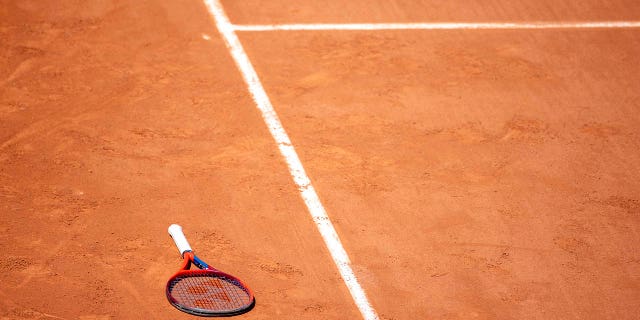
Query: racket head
[[166, 267, 255, 316]]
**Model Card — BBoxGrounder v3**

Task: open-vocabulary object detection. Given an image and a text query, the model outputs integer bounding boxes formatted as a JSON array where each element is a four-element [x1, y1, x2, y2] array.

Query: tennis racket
[[166, 224, 255, 317]]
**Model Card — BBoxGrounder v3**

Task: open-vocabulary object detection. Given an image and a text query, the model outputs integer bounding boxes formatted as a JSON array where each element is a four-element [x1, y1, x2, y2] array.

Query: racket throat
[[183, 251, 210, 270], [192, 254, 209, 269]]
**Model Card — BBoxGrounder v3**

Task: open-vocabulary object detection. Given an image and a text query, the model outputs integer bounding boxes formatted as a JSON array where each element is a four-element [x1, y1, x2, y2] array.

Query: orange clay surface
[[1, 1, 640, 319]]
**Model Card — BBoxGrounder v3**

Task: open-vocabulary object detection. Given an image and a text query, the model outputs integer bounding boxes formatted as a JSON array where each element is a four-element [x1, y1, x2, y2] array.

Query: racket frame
[[166, 225, 255, 317]]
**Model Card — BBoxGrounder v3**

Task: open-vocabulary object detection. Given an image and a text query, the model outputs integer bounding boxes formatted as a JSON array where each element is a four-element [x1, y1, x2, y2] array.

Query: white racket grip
[[168, 224, 192, 256]]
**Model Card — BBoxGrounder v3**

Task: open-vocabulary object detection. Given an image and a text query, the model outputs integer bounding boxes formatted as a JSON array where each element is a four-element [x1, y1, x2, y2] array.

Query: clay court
[[1, 0, 640, 319]]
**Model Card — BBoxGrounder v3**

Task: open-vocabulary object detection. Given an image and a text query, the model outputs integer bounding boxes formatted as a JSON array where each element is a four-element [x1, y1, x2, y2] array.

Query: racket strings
[[168, 273, 252, 312]]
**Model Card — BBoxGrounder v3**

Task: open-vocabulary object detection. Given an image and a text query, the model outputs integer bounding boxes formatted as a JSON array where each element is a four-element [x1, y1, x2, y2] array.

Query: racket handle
[[168, 224, 192, 256]]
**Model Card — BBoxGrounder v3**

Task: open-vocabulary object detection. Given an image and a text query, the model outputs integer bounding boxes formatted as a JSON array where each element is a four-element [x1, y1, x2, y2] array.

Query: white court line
[[233, 21, 640, 31], [202, 1, 380, 320]]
